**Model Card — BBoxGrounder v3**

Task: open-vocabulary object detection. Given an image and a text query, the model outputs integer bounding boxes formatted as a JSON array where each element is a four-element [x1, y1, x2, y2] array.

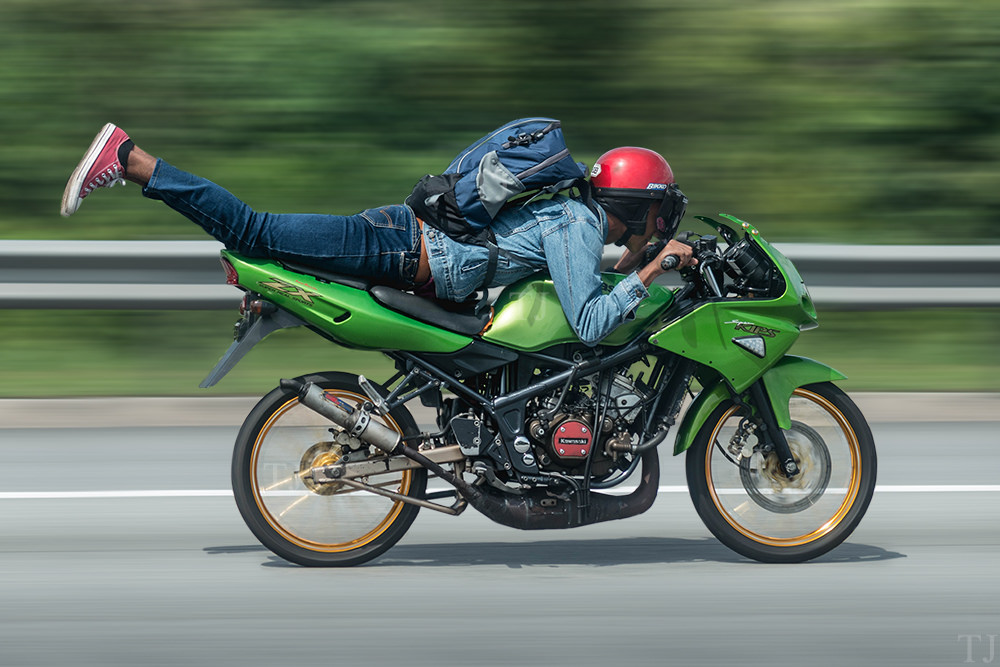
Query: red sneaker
[[60, 123, 131, 217]]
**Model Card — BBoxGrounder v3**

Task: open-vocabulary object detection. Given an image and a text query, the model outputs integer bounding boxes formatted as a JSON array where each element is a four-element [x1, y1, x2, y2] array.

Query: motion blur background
[[1, 0, 997, 396]]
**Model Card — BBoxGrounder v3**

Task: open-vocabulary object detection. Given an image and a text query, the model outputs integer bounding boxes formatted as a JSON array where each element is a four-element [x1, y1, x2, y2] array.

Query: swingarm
[[306, 445, 467, 516], [308, 445, 464, 483]]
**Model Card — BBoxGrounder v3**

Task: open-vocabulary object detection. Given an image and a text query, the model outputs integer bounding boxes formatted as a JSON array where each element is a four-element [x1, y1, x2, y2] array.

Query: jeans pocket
[[360, 206, 407, 231], [459, 259, 487, 274]]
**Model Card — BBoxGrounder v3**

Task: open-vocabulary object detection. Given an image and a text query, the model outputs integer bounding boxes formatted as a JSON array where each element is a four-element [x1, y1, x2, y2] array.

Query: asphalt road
[[1, 401, 998, 666]]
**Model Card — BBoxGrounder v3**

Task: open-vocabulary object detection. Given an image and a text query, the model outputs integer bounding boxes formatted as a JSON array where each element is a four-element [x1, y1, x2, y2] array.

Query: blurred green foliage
[[3, 0, 999, 242]]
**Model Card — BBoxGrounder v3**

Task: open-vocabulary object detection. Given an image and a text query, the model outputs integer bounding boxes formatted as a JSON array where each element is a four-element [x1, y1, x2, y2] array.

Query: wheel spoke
[[276, 493, 311, 519], [264, 473, 299, 491]]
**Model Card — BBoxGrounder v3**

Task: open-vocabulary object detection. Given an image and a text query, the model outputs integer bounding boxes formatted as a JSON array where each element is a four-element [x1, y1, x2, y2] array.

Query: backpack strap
[[483, 238, 501, 287], [481, 232, 553, 289], [480, 177, 593, 290], [518, 177, 594, 211], [478, 177, 595, 289]]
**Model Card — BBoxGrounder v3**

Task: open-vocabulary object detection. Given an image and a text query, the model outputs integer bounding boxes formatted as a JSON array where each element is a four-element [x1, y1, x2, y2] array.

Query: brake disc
[[739, 421, 832, 514], [299, 442, 346, 496]]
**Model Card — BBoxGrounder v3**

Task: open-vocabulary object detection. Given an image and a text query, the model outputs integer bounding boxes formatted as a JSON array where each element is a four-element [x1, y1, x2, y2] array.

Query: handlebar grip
[[660, 254, 680, 271]]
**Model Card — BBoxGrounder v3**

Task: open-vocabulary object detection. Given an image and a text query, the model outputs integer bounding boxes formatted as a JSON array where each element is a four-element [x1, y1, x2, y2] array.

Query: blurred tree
[[0, 0, 997, 242]]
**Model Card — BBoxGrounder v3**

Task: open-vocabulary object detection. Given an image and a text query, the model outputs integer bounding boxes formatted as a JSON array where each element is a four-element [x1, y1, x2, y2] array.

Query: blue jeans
[[142, 159, 423, 287]]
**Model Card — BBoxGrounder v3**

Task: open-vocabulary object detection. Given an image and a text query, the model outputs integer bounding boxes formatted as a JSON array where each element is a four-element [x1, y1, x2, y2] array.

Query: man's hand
[[658, 239, 697, 269], [636, 239, 697, 287]]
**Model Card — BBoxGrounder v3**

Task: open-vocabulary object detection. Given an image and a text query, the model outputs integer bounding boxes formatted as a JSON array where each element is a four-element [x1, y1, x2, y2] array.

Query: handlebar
[[660, 254, 680, 271], [634, 229, 780, 302], [639, 239, 684, 272]]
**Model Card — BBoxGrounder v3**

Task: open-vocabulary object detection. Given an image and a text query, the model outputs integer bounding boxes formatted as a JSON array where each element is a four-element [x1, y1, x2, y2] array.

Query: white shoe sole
[[60, 122, 118, 217]]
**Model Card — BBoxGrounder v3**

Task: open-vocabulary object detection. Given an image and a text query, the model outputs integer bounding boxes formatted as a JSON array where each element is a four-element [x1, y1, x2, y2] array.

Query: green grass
[[0, 311, 394, 398], [793, 309, 1000, 392], [0, 309, 997, 398]]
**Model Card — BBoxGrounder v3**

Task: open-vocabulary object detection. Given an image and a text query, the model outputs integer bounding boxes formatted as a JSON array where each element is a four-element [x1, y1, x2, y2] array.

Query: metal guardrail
[[2, 240, 999, 310]]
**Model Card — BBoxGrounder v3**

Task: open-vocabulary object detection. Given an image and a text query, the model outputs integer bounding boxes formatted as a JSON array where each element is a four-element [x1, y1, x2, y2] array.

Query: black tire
[[686, 382, 876, 563], [232, 372, 426, 566]]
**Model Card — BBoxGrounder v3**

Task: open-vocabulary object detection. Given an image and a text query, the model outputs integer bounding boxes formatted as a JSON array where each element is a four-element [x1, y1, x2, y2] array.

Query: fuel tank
[[482, 273, 676, 351]]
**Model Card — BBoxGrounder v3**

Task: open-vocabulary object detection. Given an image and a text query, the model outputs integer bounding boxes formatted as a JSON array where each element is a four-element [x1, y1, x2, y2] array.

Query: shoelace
[[82, 165, 126, 197]]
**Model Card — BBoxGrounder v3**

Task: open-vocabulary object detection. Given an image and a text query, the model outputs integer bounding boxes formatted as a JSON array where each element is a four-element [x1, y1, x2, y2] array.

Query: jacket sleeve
[[541, 207, 648, 346]]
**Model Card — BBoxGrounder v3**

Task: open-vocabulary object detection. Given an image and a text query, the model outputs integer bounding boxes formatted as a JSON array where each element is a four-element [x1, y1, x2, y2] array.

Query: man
[[61, 123, 695, 345]]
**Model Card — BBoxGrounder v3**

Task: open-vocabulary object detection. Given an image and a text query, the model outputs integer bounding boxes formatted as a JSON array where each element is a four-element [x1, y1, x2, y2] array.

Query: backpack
[[405, 118, 591, 285]]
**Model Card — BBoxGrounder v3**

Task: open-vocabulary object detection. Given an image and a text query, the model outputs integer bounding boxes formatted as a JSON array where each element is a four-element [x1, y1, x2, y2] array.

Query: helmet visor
[[654, 184, 688, 240], [595, 195, 652, 235]]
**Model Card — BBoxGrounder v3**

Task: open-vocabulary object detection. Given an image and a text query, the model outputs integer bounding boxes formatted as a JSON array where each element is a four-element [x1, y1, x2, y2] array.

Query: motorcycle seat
[[369, 285, 493, 336], [281, 261, 372, 291]]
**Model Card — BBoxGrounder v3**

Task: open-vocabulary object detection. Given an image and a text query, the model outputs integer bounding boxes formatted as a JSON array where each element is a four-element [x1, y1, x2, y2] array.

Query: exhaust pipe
[[280, 378, 402, 455], [464, 449, 660, 530]]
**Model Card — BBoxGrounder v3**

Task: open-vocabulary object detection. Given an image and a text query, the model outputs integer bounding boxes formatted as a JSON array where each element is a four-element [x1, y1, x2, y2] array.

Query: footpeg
[[358, 375, 390, 415]]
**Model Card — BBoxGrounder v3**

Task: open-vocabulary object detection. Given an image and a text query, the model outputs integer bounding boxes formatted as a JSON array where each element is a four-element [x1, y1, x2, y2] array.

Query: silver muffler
[[280, 378, 402, 454]]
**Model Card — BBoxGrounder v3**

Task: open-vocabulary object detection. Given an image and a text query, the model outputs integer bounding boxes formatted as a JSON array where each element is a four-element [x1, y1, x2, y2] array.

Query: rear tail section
[[219, 251, 473, 353]]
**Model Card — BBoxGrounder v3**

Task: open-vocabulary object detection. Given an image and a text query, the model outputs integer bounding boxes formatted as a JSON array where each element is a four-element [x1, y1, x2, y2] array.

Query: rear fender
[[672, 356, 846, 455], [200, 307, 307, 388]]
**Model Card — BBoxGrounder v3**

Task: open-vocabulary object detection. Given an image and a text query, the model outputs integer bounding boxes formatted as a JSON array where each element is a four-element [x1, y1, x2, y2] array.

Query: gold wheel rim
[[705, 388, 862, 547], [250, 390, 412, 553]]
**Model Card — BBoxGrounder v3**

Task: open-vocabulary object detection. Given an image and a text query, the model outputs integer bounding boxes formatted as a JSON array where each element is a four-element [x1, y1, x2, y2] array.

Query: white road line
[[1, 485, 999, 500], [0, 490, 233, 499], [875, 484, 1000, 493]]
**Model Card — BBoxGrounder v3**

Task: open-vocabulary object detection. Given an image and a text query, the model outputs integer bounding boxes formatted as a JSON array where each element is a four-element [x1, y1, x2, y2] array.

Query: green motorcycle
[[204, 214, 876, 566]]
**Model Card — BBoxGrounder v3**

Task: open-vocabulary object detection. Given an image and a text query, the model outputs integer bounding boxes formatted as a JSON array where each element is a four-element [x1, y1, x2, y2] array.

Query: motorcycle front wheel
[[686, 382, 876, 563], [232, 372, 427, 567]]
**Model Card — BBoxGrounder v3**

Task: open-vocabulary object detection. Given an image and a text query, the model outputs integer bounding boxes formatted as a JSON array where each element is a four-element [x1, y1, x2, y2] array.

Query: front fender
[[672, 356, 846, 455]]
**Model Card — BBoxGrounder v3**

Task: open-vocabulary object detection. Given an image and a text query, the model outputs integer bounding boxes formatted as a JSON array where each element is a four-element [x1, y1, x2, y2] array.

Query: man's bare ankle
[[124, 146, 155, 186]]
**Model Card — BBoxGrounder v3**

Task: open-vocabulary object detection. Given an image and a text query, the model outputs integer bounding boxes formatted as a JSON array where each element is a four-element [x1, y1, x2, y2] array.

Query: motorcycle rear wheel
[[686, 382, 876, 563], [232, 372, 426, 567]]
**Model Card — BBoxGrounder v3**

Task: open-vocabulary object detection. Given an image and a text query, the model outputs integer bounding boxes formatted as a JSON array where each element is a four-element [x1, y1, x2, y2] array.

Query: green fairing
[[672, 355, 847, 455], [482, 273, 676, 351], [673, 380, 731, 456], [761, 356, 848, 426], [644, 214, 842, 455], [223, 252, 472, 353], [648, 215, 818, 393]]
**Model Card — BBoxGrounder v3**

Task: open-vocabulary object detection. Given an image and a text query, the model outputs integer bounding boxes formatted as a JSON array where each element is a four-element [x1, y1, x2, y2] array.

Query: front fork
[[747, 380, 800, 478]]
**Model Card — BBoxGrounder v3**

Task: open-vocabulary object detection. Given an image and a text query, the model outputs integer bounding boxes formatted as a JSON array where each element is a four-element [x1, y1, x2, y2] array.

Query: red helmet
[[591, 146, 675, 192], [590, 146, 687, 240]]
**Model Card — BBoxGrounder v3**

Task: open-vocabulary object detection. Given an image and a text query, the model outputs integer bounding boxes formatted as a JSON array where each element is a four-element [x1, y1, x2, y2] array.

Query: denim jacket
[[422, 195, 649, 346]]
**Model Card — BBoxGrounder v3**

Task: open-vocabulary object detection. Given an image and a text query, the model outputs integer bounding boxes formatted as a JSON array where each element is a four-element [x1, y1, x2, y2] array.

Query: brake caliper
[[728, 417, 758, 459]]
